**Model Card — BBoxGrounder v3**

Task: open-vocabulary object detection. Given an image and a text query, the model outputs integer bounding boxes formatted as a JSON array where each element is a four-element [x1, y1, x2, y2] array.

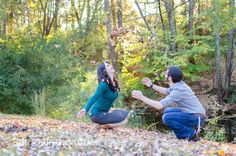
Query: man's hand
[[131, 90, 144, 101], [76, 108, 86, 118], [141, 77, 152, 88]]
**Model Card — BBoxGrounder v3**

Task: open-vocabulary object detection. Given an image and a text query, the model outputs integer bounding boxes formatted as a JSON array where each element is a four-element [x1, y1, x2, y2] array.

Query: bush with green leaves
[[203, 116, 227, 142], [0, 33, 84, 115]]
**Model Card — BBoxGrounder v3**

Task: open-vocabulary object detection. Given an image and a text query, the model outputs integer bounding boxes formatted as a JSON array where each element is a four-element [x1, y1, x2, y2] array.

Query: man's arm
[[151, 85, 168, 95], [132, 90, 163, 110], [142, 77, 168, 95]]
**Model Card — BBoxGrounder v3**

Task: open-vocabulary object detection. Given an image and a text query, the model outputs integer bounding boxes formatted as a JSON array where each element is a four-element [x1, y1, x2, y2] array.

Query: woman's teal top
[[84, 81, 118, 116]]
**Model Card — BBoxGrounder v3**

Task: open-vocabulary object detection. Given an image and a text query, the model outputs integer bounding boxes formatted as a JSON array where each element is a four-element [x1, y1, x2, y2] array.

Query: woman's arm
[[84, 82, 107, 113]]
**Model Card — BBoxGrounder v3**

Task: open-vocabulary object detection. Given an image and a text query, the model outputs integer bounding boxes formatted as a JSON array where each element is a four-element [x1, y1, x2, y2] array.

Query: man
[[132, 66, 206, 141]]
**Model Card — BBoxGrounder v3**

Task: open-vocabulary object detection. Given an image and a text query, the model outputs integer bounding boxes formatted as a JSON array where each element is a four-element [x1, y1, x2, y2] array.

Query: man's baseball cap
[[168, 66, 183, 82]]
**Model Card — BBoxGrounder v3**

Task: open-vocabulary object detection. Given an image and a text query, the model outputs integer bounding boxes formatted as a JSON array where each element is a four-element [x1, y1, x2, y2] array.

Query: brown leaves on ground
[[0, 114, 235, 156]]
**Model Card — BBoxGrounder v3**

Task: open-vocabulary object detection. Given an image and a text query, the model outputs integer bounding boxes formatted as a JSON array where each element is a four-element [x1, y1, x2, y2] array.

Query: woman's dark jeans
[[90, 110, 129, 124]]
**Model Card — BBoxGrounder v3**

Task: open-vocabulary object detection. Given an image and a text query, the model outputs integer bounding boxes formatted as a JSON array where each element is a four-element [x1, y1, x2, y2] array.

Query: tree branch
[[135, 0, 154, 36]]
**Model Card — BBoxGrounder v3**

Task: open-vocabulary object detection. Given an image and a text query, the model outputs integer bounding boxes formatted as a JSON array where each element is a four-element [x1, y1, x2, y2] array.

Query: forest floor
[[0, 114, 235, 156]]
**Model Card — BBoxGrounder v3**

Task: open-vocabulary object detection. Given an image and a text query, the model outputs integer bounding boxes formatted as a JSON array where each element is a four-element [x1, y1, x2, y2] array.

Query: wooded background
[[0, 0, 235, 142]]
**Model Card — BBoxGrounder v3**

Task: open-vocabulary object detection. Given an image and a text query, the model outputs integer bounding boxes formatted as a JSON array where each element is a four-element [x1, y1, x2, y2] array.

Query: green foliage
[[203, 116, 227, 142], [225, 86, 236, 103], [120, 34, 212, 99], [68, 27, 107, 65], [47, 70, 99, 120], [0, 0, 234, 141], [32, 88, 46, 116], [0, 33, 84, 114], [127, 110, 144, 128], [76, 71, 97, 108]]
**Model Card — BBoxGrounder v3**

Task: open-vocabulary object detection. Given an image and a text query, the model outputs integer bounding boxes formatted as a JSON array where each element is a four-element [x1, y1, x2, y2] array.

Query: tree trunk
[[164, 0, 176, 52], [65, 11, 68, 31], [224, 0, 235, 97], [172, 0, 177, 34], [110, 0, 117, 29], [197, 0, 201, 15], [180, 0, 187, 16], [135, 0, 154, 37], [85, 0, 100, 35], [25, 3, 32, 35], [117, 0, 122, 28], [39, 0, 48, 37], [45, 0, 60, 36], [214, 0, 223, 101], [224, 0, 235, 98], [1, 14, 6, 38], [188, 0, 196, 33], [53, 0, 59, 32], [8, 11, 14, 35], [233, 40, 236, 71], [157, 0, 166, 41], [71, 0, 85, 30], [153, 1, 159, 44], [85, 0, 91, 33], [104, 0, 120, 74]]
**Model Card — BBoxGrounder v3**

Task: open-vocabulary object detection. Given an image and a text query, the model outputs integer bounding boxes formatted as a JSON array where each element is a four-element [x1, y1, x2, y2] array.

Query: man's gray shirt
[[160, 81, 206, 116]]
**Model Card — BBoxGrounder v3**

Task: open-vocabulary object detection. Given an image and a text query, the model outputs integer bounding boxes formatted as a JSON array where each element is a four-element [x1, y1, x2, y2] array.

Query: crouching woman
[[76, 61, 129, 128]]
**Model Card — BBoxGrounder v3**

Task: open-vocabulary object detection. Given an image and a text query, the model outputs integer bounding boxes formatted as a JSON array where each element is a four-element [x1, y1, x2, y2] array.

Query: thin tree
[[157, 0, 166, 41], [0, 0, 6, 38], [71, 0, 86, 30], [110, 0, 117, 29], [214, 0, 223, 101], [117, 0, 122, 28], [164, 0, 176, 52], [85, 0, 101, 35], [224, 0, 235, 97], [104, 0, 120, 74], [188, 0, 196, 34], [134, 0, 155, 39], [39, 0, 60, 36]]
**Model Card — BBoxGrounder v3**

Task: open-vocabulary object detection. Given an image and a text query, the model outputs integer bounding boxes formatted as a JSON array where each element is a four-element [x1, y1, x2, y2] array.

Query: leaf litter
[[0, 114, 235, 156]]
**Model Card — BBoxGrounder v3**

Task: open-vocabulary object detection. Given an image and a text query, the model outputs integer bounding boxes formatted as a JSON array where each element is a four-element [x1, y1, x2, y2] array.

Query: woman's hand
[[116, 79, 122, 92], [141, 77, 152, 88], [76, 108, 86, 118], [114, 78, 122, 92], [131, 90, 144, 101]]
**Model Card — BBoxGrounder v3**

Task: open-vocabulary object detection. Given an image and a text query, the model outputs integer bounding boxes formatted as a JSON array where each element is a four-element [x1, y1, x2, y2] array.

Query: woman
[[76, 61, 129, 128]]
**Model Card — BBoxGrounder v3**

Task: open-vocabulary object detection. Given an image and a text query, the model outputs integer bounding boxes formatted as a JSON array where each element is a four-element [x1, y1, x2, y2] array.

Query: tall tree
[[197, 0, 201, 15], [117, 0, 122, 28], [85, 0, 101, 34], [188, 0, 196, 33], [39, 0, 60, 36], [164, 0, 176, 52], [224, 0, 235, 97], [1, 15, 6, 38], [214, 0, 223, 101], [157, 0, 166, 41], [110, 0, 117, 29], [0, 0, 7, 38], [104, 0, 120, 74], [85, 0, 91, 32], [135, 0, 155, 39], [71, 0, 86, 30]]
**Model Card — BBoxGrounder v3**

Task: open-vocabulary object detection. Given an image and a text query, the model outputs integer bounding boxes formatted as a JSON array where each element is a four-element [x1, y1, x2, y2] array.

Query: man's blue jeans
[[162, 107, 204, 139]]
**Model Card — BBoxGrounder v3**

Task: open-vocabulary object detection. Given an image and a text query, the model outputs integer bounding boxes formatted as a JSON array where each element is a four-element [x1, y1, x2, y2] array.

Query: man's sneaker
[[98, 124, 113, 129], [189, 132, 200, 142]]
